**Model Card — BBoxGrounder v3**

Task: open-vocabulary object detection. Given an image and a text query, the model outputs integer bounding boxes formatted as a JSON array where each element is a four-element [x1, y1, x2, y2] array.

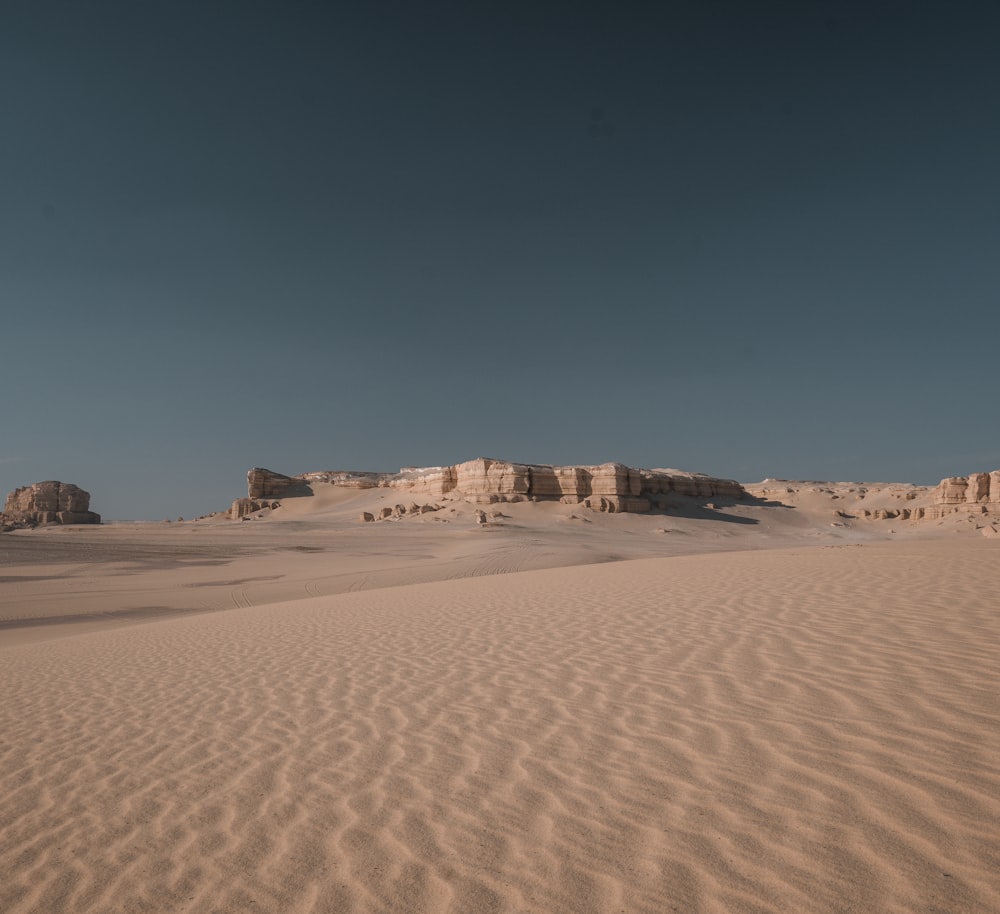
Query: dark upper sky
[[2, 1, 998, 518]]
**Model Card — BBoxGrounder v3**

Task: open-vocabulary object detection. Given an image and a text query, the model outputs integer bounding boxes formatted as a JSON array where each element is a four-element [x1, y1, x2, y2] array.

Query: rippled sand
[[1, 538, 998, 913]]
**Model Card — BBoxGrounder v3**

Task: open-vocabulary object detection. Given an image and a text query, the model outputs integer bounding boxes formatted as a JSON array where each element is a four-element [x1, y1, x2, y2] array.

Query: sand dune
[[4, 473, 988, 642], [2, 538, 998, 913]]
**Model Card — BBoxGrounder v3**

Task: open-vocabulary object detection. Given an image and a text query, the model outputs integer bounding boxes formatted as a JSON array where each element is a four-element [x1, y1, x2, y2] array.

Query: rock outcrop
[[247, 467, 299, 499], [237, 458, 747, 517], [861, 507, 928, 521], [361, 503, 443, 523], [770, 469, 1000, 524], [230, 498, 280, 520], [455, 459, 531, 498], [2, 481, 101, 528], [934, 470, 1000, 506]]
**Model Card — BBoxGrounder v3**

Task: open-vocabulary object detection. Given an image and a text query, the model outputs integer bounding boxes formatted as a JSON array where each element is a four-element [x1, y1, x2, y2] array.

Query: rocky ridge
[[2, 481, 101, 529], [232, 458, 747, 519], [747, 468, 1000, 528], [863, 471, 1000, 521], [935, 471, 1000, 506]]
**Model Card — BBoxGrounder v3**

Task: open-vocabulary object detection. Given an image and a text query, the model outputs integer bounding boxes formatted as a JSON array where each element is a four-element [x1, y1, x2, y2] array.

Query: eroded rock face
[[390, 466, 459, 495], [455, 458, 531, 497], [360, 503, 443, 523], [934, 470, 1000, 505], [2, 481, 101, 527], [582, 495, 651, 513], [862, 508, 928, 521], [242, 459, 747, 516], [935, 477, 968, 504], [247, 467, 298, 499], [641, 470, 745, 500], [528, 463, 640, 500], [230, 498, 280, 520]]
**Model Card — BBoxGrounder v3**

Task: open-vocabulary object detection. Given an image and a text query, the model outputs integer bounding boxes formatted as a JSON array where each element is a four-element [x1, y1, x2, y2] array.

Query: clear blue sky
[[3, 1, 998, 519]]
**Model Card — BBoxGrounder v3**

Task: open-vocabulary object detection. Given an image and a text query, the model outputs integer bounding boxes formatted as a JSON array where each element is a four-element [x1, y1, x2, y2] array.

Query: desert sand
[[1, 482, 998, 913]]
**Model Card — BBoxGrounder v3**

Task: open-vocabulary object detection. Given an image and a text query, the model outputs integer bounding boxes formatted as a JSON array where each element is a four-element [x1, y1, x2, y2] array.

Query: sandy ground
[[1, 496, 998, 913]]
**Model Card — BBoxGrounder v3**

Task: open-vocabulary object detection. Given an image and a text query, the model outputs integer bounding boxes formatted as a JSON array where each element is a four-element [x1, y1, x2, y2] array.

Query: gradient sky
[[3, 1, 998, 519]]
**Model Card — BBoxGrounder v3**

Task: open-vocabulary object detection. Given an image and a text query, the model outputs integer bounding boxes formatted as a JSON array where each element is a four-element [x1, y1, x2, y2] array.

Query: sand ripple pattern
[[1, 541, 998, 913]]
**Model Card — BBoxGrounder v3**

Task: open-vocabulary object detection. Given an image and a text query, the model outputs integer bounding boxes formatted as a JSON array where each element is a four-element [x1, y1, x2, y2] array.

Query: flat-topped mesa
[[640, 468, 747, 500], [934, 470, 1000, 506], [454, 459, 529, 498], [387, 466, 459, 495], [247, 467, 298, 499], [2, 481, 101, 528], [423, 459, 745, 510], [236, 459, 747, 516]]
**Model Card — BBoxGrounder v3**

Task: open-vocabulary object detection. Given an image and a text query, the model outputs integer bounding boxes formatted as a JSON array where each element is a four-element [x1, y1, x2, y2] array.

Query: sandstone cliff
[[234, 458, 747, 517], [230, 498, 280, 520], [934, 470, 1000, 506], [247, 467, 299, 499], [745, 470, 1000, 526], [2, 481, 101, 528]]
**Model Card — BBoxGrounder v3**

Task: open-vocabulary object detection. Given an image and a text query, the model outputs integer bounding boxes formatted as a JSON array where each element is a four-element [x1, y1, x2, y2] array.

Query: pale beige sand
[[3, 475, 985, 644], [1, 537, 998, 913]]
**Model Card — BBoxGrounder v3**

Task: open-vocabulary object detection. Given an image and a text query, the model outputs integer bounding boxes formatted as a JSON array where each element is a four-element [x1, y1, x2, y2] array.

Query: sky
[[2, 1, 998, 520]]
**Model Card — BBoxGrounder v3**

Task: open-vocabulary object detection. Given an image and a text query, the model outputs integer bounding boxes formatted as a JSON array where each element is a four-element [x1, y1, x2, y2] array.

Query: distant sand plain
[[1, 485, 998, 913]]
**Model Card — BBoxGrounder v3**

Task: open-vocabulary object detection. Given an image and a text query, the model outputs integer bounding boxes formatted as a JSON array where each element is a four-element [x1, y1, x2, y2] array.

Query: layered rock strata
[[247, 468, 299, 499], [934, 471, 1000, 506], [2, 481, 101, 527], [230, 498, 280, 520], [360, 503, 443, 522], [237, 459, 746, 517], [862, 508, 929, 521]]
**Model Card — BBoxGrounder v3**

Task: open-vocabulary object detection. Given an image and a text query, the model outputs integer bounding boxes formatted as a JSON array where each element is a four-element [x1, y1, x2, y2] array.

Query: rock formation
[[234, 458, 747, 518], [934, 470, 1000, 506], [455, 459, 530, 498], [861, 508, 928, 521], [833, 469, 1000, 523], [230, 498, 280, 520], [247, 468, 299, 499], [360, 503, 443, 523], [2, 481, 101, 528]]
